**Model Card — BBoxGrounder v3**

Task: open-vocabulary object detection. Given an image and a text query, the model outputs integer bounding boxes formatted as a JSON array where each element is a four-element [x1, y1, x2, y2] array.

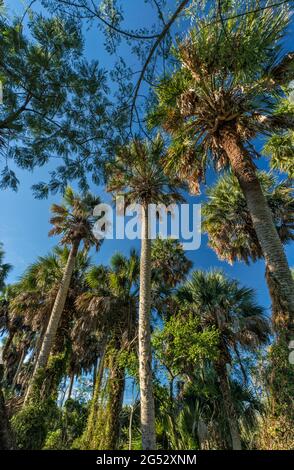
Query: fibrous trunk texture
[[138, 205, 156, 450], [104, 361, 125, 449], [221, 128, 294, 341], [216, 362, 242, 450]]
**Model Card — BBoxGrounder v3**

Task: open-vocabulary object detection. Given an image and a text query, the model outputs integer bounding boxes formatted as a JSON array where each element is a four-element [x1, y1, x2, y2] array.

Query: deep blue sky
[[1, 0, 293, 320]]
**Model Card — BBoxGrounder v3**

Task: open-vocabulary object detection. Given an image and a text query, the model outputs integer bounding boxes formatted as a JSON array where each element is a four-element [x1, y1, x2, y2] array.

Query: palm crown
[[74, 250, 140, 356], [203, 172, 294, 264], [148, 2, 293, 193], [49, 186, 101, 250], [176, 271, 270, 358], [106, 134, 185, 207]]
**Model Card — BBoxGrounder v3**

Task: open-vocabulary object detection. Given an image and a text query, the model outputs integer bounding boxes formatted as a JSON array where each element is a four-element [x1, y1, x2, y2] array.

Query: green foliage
[[202, 171, 294, 264], [43, 429, 64, 450], [117, 350, 139, 380], [264, 132, 294, 179], [49, 186, 102, 251], [266, 339, 294, 417], [151, 238, 192, 288], [0, 13, 120, 195], [43, 399, 88, 450], [106, 134, 185, 207], [11, 399, 59, 450], [153, 314, 219, 377]]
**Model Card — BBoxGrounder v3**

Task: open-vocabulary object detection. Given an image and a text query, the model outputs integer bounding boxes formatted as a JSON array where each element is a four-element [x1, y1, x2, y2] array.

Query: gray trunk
[[24, 240, 79, 404], [221, 129, 294, 341], [67, 372, 75, 400], [138, 205, 156, 450], [216, 362, 242, 450], [12, 348, 25, 390]]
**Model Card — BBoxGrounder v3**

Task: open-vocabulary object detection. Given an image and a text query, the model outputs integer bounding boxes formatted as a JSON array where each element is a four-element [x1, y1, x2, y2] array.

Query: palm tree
[[176, 271, 270, 450], [158, 370, 263, 450], [25, 188, 101, 404], [151, 238, 192, 288], [150, 238, 192, 318], [149, 2, 294, 339], [107, 135, 184, 449], [75, 250, 140, 450], [202, 171, 294, 332], [7, 248, 89, 399]]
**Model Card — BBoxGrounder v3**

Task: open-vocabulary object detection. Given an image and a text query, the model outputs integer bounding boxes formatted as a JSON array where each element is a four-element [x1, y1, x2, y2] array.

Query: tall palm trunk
[[221, 128, 294, 340], [104, 361, 125, 449], [12, 347, 25, 390], [83, 340, 107, 448], [92, 357, 98, 396], [24, 240, 80, 404], [0, 365, 13, 449], [265, 264, 290, 334], [215, 362, 242, 450], [2, 330, 16, 359], [31, 312, 51, 368], [67, 372, 75, 400], [138, 204, 156, 450]]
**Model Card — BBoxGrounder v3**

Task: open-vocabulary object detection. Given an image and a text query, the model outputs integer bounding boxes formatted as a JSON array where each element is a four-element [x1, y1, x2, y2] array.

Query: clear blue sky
[[1, 0, 293, 320]]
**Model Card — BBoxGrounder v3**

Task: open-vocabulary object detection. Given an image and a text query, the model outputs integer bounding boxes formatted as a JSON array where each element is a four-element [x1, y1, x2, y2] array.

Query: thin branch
[[55, 0, 161, 40], [18, 0, 37, 28], [212, 0, 292, 25], [130, 0, 190, 131], [0, 93, 32, 129]]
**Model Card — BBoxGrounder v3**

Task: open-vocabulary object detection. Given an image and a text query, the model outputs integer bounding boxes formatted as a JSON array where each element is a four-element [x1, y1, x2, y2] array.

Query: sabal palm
[[25, 188, 101, 404], [75, 250, 139, 450], [0, 286, 30, 389], [150, 238, 192, 318], [203, 171, 294, 332], [176, 271, 270, 450], [11, 247, 90, 397], [161, 370, 262, 450], [107, 135, 184, 449], [151, 238, 192, 288], [149, 2, 294, 338]]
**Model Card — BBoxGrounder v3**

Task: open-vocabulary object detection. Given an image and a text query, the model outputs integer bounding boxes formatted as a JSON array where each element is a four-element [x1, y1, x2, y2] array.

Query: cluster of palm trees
[[0, 0, 293, 451]]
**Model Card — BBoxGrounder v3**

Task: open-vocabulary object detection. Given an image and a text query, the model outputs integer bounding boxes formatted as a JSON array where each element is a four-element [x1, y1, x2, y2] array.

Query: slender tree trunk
[[33, 313, 51, 365], [216, 362, 242, 450], [67, 372, 75, 400], [2, 331, 15, 358], [92, 357, 98, 396], [24, 240, 80, 405], [0, 365, 13, 449], [138, 204, 156, 450], [105, 361, 125, 450], [93, 347, 106, 413], [128, 404, 134, 451], [83, 340, 107, 447], [221, 128, 294, 340], [12, 347, 25, 390]]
